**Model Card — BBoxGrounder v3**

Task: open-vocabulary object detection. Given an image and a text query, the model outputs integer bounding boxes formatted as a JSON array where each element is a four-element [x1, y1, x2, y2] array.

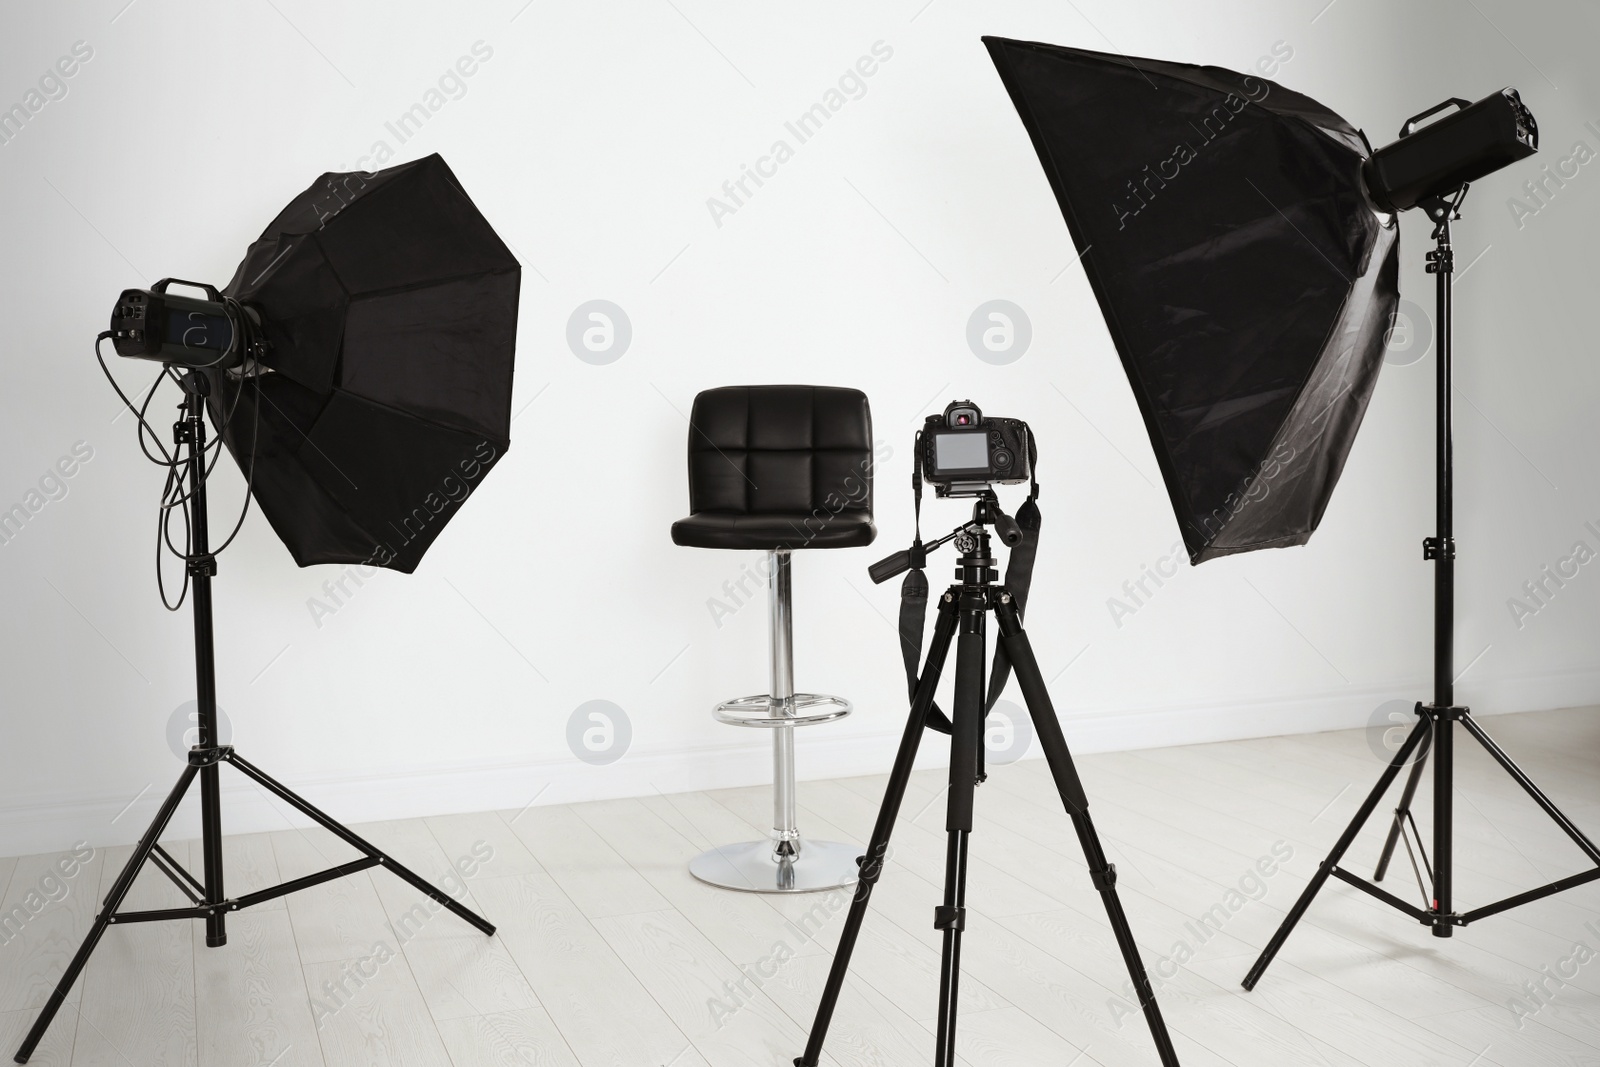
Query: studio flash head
[[1363, 88, 1537, 214], [108, 278, 265, 372]]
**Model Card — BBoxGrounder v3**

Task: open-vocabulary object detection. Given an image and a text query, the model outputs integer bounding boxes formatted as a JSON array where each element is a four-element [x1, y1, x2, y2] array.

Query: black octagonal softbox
[[209, 153, 519, 573]]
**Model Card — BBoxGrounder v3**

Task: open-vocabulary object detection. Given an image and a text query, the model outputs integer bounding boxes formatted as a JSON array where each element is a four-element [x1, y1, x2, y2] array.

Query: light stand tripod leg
[[1374, 723, 1432, 882], [934, 602, 986, 1067], [1242, 715, 1431, 990], [224, 752, 496, 936], [795, 596, 960, 1067], [992, 596, 1181, 1067], [14, 765, 199, 1064], [1459, 712, 1600, 865]]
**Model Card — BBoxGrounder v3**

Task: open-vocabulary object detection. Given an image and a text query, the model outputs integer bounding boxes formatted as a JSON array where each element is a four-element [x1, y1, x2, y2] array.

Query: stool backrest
[[686, 385, 874, 521]]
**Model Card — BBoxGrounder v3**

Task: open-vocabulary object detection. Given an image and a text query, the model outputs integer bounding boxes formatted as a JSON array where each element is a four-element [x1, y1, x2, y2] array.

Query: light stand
[[1242, 190, 1600, 991], [15, 371, 496, 1064], [794, 494, 1181, 1067]]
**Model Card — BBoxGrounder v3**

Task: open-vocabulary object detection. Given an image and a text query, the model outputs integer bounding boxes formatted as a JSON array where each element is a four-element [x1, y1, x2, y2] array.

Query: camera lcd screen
[[934, 431, 989, 472]]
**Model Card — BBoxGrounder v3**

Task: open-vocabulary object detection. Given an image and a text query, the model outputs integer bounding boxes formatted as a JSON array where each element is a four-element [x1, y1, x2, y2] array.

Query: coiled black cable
[[95, 302, 263, 611]]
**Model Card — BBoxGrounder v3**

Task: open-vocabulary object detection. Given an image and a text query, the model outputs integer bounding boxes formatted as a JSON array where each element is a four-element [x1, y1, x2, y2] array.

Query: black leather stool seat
[[671, 385, 876, 552], [672, 511, 875, 550]]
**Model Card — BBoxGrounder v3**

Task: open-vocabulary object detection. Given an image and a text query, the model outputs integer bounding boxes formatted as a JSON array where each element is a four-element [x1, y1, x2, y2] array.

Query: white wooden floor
[[2, 707, 1598, 1066]]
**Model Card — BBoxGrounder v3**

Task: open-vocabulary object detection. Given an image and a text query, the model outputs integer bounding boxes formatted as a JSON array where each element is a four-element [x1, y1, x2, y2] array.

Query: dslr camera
[[919, 400, 1032, 497]]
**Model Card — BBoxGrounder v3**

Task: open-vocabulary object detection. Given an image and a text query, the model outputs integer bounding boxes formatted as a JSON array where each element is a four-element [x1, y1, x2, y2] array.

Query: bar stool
[[672, 385, 876, 893]]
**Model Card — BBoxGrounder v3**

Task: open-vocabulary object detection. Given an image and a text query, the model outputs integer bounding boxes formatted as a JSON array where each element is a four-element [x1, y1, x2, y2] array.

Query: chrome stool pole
[[690, 550, 863, 893], [770, 549, 799, 858]]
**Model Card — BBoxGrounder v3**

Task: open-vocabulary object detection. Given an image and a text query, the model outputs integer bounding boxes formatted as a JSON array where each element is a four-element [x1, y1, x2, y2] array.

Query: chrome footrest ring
[[712, 693, 852, 728]]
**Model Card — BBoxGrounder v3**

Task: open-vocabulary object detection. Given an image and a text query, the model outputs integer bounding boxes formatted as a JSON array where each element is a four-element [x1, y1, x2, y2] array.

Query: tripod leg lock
[[855, 845, 889, 887], [187, 745, 235, 767], [1420, 703, 1468, 721], [1089, 862, 1118, 892], [933, 905, 966, 932]]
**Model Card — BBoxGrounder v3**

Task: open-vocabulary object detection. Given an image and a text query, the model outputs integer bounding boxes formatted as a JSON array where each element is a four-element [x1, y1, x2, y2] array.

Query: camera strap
[[897, 430, 1040, 734], [979, 447, 1043, 713], [983, 431, 1040, 713], [900, 432, 952, 732]]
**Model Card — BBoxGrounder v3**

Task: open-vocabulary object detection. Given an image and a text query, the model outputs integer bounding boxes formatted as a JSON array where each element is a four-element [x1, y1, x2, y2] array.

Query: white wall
[[1, 0, 1596, 856]]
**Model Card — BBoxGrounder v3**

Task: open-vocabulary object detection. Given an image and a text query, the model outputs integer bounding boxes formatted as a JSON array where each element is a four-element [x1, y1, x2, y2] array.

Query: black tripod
[[15, 372, 495, 1064], [1243, 192, 1600, 991], [795, 495, 1180, 1067]]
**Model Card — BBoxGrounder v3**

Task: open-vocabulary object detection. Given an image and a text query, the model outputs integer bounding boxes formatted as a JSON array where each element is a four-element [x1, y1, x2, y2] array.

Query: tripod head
[[868, 490, 1023, 585]]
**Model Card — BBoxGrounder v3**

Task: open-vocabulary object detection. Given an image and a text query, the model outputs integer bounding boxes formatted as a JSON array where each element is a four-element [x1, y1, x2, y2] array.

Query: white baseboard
[[3, 667, 1596, 859]]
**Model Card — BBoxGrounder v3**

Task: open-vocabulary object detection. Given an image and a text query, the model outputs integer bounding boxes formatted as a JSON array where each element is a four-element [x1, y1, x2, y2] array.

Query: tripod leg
[[1460, 712, 1600, 866], [795, 595, 960, 1067], [934, 598, 986, 1067], [992, 597, 1180, 1067], [1374, 722, 1432, 882], [1242, 715, 1431, 989], [222, 753, 496, 936], [15, 765, 199, 1064]]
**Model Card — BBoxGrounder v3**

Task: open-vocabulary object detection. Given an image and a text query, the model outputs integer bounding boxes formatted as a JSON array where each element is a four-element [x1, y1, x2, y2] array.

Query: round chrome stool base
[[689, 839, 862, 893]]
